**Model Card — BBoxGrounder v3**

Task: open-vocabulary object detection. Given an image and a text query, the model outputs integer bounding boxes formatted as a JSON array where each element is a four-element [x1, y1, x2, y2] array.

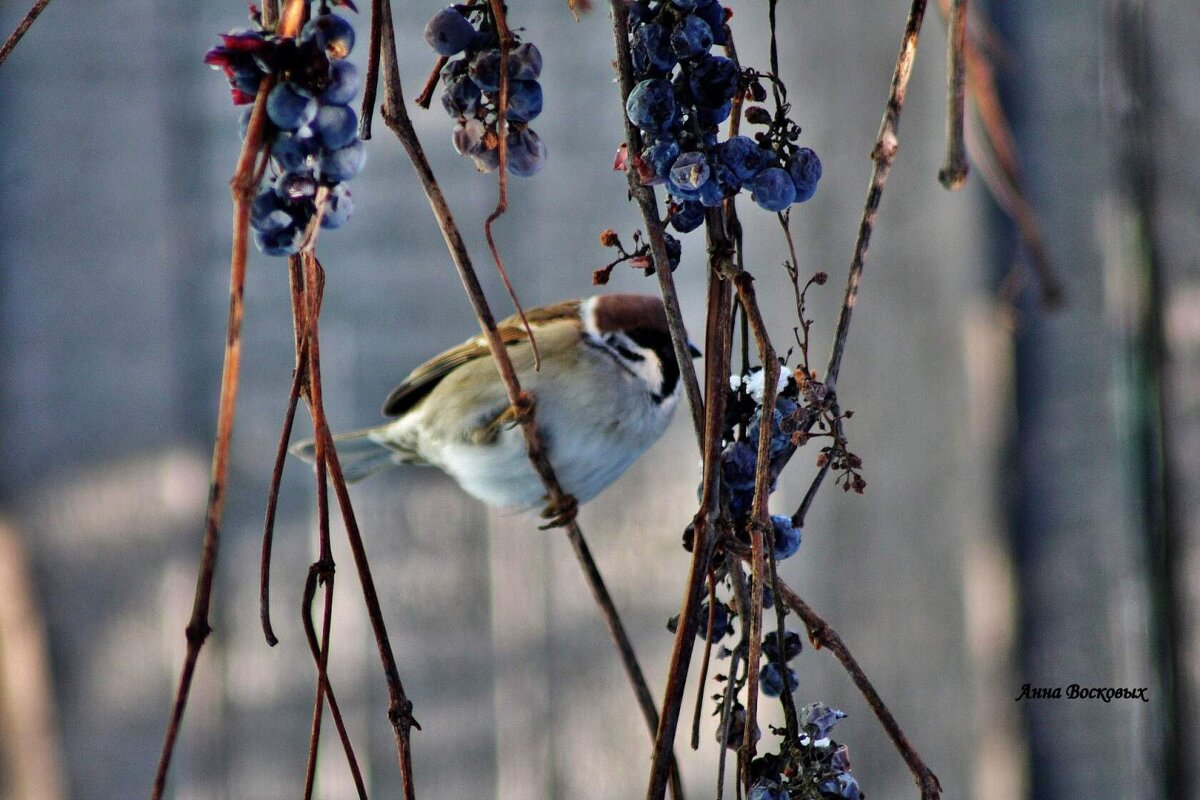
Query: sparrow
[[291, 293, 698, 514]]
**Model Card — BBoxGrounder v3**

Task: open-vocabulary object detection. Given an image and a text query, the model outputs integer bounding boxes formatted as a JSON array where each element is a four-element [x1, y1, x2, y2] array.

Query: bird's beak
[[687, 341, 702, 359]]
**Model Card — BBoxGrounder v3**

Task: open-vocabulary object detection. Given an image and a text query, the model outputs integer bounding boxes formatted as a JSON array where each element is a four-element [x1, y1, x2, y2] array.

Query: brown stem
[[323, 427, 420, 799], [690, 572, 718, 750], [0, 0, 53, 68], [825, 0, 929, 391], [791, 460, 832, 529], [731, 273, 780, 787], [375, 3, 680, 795], [259, 335, 309, 646], [938, 0, 969, 189], [298, 252, 336, 800], [150, 81, 273, 800], [609, 0, 705, 441], [413, 54, 449, 109], [645, 275, 733, 800], [775, 579, 942, 800], [358, 0, 384, 139]]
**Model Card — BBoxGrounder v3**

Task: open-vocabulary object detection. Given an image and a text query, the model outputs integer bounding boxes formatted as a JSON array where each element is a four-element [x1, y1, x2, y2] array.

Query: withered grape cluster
[[623, 0, 822, 230], [206, 6, 364, 257], [424, 5, 547, 176]]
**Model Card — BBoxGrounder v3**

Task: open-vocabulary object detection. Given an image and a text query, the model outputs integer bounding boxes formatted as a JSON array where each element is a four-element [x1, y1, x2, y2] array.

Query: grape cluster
[[748, 704, 861, 800], [623, 0, 822, 229], [205, 8, 365, 257], [423, 6, 547, 176]]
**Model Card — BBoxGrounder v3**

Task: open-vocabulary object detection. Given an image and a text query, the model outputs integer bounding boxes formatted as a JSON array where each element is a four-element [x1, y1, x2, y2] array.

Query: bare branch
[[938, 0, 969, 189], [825, 0, 930, 392], [0, 0, 53, 68], [150, 79, 275, 800]]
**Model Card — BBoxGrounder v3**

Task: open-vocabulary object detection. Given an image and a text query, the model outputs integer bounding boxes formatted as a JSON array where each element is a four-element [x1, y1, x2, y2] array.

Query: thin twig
[[938, 0, 968, 188], [301, 561, 370, 799], [376, 4, 683, 796], [825, 0, 929, 392], [298, 252, 336, 800], [645, 274, 733, 800], [150, 80, 274, 800], [774, 577, 942, 800], [413, 54, 449, 109], [323, 427, 421, 800], [731, 272, 780, 787], [259, 335, 309, 646], [609, 0, 705, 441], [358, 0, 384, 139], [481, 0, 540, 367], [791, 461, 831, 529], [690, 572, 718, 750], [0, 0, 53, 68], [934, 0, 1063, 306]]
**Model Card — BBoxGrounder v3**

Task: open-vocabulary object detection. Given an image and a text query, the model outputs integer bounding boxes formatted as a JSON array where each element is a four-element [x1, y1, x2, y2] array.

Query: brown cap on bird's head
[[590, 293, 670, 337]]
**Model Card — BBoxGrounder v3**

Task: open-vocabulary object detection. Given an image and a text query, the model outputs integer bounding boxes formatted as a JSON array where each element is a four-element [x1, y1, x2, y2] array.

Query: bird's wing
[[381, 299, 581, 417]]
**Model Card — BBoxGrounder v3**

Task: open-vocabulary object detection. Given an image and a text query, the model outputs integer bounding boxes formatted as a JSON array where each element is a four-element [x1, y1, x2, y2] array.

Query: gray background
[[0, 0, 1196, 798]]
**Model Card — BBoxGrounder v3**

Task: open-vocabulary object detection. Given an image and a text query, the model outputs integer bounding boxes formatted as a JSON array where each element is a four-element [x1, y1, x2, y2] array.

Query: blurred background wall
[[0, 0, 1196, 798]]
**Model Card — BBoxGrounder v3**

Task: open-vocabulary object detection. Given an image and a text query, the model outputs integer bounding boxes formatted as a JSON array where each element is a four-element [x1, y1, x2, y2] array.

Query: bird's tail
[[289, 427, 412, 483]]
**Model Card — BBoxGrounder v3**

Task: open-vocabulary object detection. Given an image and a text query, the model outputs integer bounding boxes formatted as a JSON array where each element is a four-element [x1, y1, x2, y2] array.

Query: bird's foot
[[539, 493, 578, 529]]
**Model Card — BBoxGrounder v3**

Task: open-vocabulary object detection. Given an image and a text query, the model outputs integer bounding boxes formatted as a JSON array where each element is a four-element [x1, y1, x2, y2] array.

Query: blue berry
[[670, 151, 710, 190], [468, 49, 502, 91], [770, 515, 801, 560], [801, 702, 847, 739], [505, 79, 543, 123], [717, 137, 774, 182], [424, 7, 477, 56], [670, 200, 705, 233], [689, 55, 738, 107], [266, 82, 317, 131], [316, 138, 366, 182], [663, 232, 682, 270], [669, 0, 702, 10], [626, 78, 676, 133], [748, 782, 787, 800], [506, 127, 547, 176], [697, 100, 732, 128], [321, 183, 353, 229], [762, 630, 803, 662], [253, 224, 304, 257], [760, 662, 798, 698], [697, 177, 725, 207], [250, 189, 291, 232], [230, 64, 263, 96], [271, 130, 319, 172], [641, 137, 680, 184], [322, 59, 362, 105], [787, 147, 822, 203], [722, 441, 758, 492], [313, 104, 358, 150], [452, 117, 487, 156], [441, 74, 482, 117], [695, 600, 732, 639], [631, 23, 677, 75], [275, 171, 318, 202], [302, 13, 355, 59], [819, 774, 861, 800], [510, 42, 543, 80], [712, 162, 742, 194], [753, 167, 796, 212], [671, 15, 714, 59], [695, 1, 728, 45], [627, 2, 652, 27]]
